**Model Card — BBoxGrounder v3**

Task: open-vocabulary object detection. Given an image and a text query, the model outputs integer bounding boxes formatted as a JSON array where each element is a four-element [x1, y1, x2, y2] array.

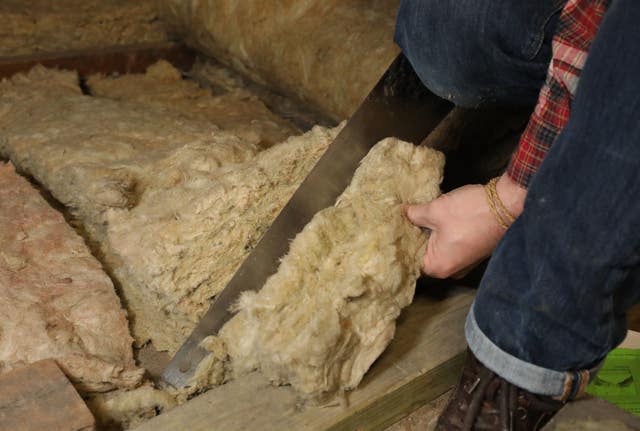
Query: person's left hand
[[405, 174, 526, 278]]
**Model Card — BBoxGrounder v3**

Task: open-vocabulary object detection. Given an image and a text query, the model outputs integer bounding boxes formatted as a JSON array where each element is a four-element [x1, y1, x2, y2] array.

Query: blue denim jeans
[[395, 0, 565, 107], [397, 0, 640, 396]]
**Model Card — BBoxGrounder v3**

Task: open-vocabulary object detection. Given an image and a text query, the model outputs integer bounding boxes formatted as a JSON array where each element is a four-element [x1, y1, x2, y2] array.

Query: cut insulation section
[[187, 138, 444, 401]]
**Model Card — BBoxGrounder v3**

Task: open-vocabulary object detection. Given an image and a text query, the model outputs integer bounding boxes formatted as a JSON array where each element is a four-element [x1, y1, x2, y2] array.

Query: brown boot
[[436, 351, 565, 431]]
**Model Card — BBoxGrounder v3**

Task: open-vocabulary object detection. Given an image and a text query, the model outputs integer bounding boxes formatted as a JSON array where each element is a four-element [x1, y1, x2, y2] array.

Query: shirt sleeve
[[507, 0, 610, 188]]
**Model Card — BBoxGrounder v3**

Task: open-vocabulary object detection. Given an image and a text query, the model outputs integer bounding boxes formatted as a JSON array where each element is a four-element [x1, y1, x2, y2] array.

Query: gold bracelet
[[485, 177, 517, 229], [487, 177, 516, 224], [485, 185, 510, 229]]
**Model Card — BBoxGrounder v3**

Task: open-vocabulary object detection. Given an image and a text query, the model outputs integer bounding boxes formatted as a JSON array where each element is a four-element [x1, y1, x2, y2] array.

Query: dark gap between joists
[[0, 42, 196, 80], [78, 75, 92, 95]]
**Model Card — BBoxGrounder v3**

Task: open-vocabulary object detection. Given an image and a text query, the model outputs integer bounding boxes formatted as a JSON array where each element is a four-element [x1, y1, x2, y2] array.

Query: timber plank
[[0, 359, 95, 431], [0, 42, 195, 79], [136, 287, 473, 431]]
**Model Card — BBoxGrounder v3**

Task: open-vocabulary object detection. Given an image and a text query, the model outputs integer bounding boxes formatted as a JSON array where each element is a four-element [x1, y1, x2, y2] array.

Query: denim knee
[[394, 0, 565, 107]]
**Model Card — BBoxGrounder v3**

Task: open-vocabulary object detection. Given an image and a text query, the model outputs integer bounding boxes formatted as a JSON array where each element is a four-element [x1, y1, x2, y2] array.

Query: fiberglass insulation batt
[[0, 162, 142, 393], [158, 0, 401, 120]]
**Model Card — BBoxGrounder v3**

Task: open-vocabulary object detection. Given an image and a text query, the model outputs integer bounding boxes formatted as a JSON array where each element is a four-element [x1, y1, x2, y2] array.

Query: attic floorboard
[[136, 286, 473, 431]]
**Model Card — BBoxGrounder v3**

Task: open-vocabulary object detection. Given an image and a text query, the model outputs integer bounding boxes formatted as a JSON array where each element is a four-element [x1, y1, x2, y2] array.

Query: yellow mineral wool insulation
[[87, 384, 177, 430], [189, 138, 445, 401], [0, 65, 342, 354], [0, 162, 143, 393], [0, 65, 269, 240], [105, 124, 342, 352], [88, 60, 299, 148], [0, 0, 167, 57], [158, 0, 401, 120]]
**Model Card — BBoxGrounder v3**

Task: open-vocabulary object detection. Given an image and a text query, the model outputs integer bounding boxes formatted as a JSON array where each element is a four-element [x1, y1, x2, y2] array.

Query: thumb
[[404, 202, 437, 229]]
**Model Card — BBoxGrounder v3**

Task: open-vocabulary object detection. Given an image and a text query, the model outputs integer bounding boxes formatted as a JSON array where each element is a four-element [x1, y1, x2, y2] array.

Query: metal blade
[[162, 54, 453, 388]]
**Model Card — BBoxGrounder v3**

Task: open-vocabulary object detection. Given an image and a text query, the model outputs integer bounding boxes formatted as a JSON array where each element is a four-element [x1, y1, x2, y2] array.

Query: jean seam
[[523, 0, 566, 60]]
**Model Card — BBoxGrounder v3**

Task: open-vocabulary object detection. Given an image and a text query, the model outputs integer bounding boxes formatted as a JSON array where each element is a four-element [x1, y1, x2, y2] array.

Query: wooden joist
[[136, 287, 473, 431], [0, 42, 195, 79], [0, 359, 95, 431]]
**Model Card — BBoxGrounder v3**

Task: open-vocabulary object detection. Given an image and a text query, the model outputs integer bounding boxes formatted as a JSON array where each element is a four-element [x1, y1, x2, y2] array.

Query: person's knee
[[395, 0, 488, 106], [395, 0, 562, 107]]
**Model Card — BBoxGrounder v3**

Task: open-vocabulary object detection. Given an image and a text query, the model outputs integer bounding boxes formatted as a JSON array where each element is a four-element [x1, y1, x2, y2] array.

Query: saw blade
[[162, 54, 452, 388]]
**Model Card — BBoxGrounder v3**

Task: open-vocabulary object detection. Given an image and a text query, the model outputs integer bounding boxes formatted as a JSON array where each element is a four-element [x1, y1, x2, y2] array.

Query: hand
[[405, 174, 526, 278]]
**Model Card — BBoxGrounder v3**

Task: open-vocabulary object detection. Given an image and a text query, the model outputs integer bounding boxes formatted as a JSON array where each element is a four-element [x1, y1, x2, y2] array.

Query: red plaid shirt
[[507, 0, 611, 187]]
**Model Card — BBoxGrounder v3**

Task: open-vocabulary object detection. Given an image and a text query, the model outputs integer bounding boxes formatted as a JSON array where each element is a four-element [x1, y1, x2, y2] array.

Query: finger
[[421, 235, 450, 279], [405, 202, 437, 229], [422, 236, 472, 279]]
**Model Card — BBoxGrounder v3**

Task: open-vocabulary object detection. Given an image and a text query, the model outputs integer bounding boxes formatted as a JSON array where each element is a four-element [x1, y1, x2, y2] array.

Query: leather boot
[[435, 351, 565, 431]]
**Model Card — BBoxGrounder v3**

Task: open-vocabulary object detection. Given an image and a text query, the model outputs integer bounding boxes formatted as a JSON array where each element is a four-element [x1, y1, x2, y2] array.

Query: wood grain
[[136, 287, 473, 431], [0, 359, 95, 431], [0, 42, 195, 79]]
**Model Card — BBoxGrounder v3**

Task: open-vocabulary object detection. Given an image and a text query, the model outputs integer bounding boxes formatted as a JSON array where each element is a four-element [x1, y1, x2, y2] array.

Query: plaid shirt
[[507, 0, 611, 187]]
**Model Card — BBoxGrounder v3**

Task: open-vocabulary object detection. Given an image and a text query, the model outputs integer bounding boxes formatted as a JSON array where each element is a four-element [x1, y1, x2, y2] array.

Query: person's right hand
[[405, 173, 527, 279]]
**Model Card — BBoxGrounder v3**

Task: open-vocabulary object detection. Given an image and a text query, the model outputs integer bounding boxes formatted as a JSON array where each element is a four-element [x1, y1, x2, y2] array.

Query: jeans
[[394, 0, 565, 107], [397, 0, 640, 396]]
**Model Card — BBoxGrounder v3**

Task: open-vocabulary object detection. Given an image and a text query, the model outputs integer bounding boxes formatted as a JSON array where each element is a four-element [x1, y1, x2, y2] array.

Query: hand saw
[[162, 54, 452, 388]]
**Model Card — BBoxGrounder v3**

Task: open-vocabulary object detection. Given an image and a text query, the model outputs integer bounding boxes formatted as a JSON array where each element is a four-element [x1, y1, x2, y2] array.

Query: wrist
[[496, 173, 527, 217]]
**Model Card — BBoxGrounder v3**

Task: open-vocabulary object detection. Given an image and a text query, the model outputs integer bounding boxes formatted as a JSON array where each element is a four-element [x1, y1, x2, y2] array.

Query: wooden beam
[[136, 287, 473, 431], [0, 42, 196, 79], [0, 359, 95, 431]]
